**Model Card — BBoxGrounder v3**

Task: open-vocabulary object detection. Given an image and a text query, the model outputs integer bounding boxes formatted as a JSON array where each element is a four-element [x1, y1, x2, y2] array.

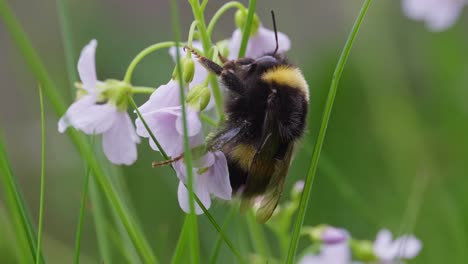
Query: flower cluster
[[402, 0, 468, 31], [58, 8, 291, 214], [299, 226, 422, 264]]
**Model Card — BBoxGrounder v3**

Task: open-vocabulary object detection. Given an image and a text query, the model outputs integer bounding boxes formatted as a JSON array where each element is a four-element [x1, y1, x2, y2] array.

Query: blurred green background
[[1, 0, 468, 263]]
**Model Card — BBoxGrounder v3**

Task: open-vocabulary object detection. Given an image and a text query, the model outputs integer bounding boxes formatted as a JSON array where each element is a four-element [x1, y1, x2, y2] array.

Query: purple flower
[[402, 0, 467, 31], [321, 227, 348, 245], [299, 237, 350, 264], [174, 150, 232, 214], [58, 39, 140, 165], [228, 25, 291, 59], [373, 229, 422, 262], [135, 79, 203, 157]]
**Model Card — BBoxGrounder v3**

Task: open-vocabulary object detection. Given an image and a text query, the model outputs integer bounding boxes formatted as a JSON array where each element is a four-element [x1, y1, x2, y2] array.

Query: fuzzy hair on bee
[[185, 11, 309, 223]]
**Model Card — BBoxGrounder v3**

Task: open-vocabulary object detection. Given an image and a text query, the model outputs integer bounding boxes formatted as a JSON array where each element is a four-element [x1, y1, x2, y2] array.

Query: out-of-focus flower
[[228, 25, 291, 59], [58, 39, 139, 165], [299, 231, 350, 264], [373, 229, 422, 262], [402, 0, 467, 31], [135, 79, 203, 157], [174, 150, 231, 214]]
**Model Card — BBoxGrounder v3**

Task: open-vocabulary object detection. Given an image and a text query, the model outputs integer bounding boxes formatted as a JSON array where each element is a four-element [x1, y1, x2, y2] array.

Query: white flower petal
[[374, 229, 398, 261], [58, 95, 117, 134], [138, 80, 181, 114], [175, 108, 202, 137], [177, 178, 211, 215], [298, 255, 324, 264], [207, 151, 231, 200], [402, 0, 467, 31], [425, 0, 465, 31], [78, 39, 98, 92], [393, 235, 423, 259], [228, 26, 291, 60], [102, 112, 139, 165]]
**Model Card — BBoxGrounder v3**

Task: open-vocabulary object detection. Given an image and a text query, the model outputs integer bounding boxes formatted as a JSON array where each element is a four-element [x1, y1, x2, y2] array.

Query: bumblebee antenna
[[271, 10, 279, 55]]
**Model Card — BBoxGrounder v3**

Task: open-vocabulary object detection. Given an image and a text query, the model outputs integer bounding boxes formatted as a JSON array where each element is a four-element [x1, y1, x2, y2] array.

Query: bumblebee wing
[[255, 143, 294, 223], [242, 104, 277, 196], [208, 121, 249, 151]]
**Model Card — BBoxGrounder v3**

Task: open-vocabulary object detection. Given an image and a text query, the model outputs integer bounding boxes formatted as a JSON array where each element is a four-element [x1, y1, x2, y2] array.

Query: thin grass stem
[[171, 0, 199, 262], [35, 85, 46, 264], [73, 142, 93, 264]]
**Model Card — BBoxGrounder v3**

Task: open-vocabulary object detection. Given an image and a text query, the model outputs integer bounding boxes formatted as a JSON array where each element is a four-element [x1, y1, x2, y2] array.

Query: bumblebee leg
[[218, 51, 228, 64], [221, 69, 245, 94], [184, 45, 223, 75]]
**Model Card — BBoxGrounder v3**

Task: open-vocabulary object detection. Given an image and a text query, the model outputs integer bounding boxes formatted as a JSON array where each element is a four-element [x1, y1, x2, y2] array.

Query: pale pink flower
[[373, 229, 422, 262], [135, 79, 203, 157], [228, 25, 291, 59], [402, 0, 467, 31], [175, 150, 231, 214], [58, 39, 139, 165]]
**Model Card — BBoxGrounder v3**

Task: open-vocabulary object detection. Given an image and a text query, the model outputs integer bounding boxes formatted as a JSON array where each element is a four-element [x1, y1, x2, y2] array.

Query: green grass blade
[[171, 217, 190, 264], [0, 134, 43, 263], [237, 0, 256, 58], [73, 146, 92, 264], [0, 2, 157, 262], [209, 206, 236, 264], [246, 211, 270, 257], [285, 1, 373, 263], [55, 0, 77, 93], [170, 0, 199, 262], [35, 85, 46, 264]]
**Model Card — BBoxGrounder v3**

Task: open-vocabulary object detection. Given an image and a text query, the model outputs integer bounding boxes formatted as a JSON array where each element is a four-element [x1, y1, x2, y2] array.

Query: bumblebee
[[186, 12, 309, 223]]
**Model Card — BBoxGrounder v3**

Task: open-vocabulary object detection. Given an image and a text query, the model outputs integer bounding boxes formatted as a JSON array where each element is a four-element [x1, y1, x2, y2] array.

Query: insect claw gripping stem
[[184, 45, 223, 75]]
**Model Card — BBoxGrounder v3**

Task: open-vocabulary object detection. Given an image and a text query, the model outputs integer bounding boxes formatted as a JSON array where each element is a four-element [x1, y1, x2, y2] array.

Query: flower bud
[[173, 57, 195, 84], [186, 84, 211, 112], [350, 239, 378, 262], [235, 8, 260, 35], [215, 40, 230, 60]]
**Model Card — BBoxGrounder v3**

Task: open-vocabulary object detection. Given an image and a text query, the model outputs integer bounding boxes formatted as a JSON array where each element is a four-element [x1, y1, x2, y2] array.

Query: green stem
[[187, 20, 200, 49], [132, 86, 156, 94], [35, 85, 46, 264], [0, 2, 157, 262], [171, 0, 199, 262], [73, 146, 93, 264], [200, 113, 217, 127], [123, 41, 178, 83], [171, 217, 190, 264], [207, 1, 245, 36], [237, 0, 256, 58], [246, 211, 270, 257], [209, 206, 236, 264], [200, 0, 208, 11], [189, 0, 225, 121], [285, 1, 373, 263]]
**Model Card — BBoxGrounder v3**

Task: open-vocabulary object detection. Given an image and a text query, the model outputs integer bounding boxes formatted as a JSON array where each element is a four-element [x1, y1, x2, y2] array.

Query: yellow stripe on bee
[[261, 66, 309, 101], [229, 143, 256, 170]]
